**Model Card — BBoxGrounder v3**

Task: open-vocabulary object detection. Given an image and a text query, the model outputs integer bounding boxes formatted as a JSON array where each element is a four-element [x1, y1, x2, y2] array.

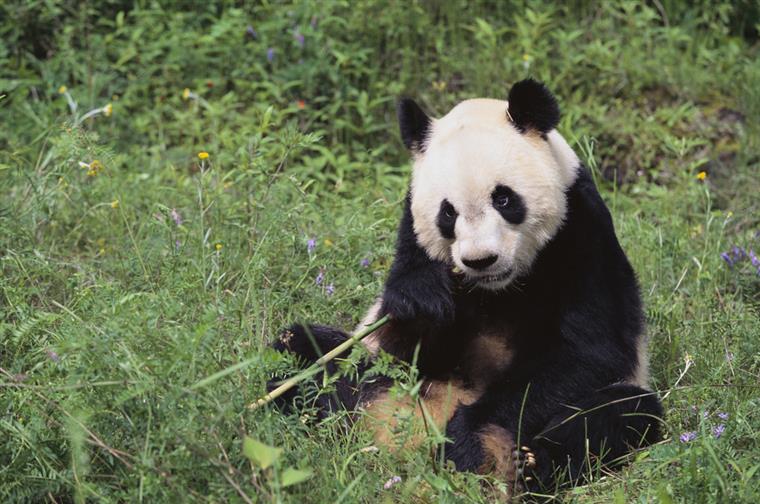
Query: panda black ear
[[397, 98, 431, 152], [507, 79, 560, 134]]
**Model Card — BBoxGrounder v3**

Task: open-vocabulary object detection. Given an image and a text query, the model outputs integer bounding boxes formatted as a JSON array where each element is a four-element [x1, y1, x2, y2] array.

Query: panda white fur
[[270, 79, 663, 493]]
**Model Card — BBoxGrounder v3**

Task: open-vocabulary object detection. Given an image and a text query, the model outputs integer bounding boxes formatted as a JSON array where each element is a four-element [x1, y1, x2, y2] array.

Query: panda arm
[[372, 194, 459, 371], [380, 193, 454, 324]]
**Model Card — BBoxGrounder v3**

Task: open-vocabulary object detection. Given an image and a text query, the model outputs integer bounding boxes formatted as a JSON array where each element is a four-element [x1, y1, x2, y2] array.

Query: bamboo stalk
[[249, 315, 391, 410]]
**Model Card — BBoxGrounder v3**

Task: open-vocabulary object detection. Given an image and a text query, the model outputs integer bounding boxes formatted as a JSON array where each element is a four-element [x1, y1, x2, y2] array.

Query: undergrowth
[[1, 1, 758, 502]]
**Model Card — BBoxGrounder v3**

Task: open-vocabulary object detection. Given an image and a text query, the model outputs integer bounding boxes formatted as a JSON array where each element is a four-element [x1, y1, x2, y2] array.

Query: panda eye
[[492, 187, 511, 209], [491, 184, 526, 225], [494, 194, 509, 208], [437, 199, 458, 239], [441, 200, 457, 219]]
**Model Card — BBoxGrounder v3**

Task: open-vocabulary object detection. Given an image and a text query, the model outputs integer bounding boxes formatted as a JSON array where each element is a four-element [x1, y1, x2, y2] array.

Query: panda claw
[[511, 444, 538, 486]]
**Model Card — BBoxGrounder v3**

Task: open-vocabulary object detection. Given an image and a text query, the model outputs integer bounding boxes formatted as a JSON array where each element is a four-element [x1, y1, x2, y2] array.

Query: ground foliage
[[1, 1, 759, 502]]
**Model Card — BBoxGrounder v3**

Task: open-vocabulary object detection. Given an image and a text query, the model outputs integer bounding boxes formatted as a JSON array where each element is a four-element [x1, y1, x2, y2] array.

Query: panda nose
[[461, 255, 498, 271]]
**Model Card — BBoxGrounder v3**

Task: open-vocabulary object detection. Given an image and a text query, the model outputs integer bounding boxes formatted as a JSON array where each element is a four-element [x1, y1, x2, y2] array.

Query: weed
[[0, 1, 758, 502]]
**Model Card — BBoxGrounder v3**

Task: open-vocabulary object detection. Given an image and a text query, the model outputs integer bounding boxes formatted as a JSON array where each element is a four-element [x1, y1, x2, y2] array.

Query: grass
[[1, 1, 759, 502]]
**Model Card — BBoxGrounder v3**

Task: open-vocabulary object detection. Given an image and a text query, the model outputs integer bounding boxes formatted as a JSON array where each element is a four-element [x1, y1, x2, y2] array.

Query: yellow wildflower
[[110, 199, 119, 209], [81, 159, 104, 176], [215, 243, 223, 251], [103, 103, 113, 117], [182, 88, 191, 100], [198, 151, 209, 160], [324, 238, 333, 247], [522, 54, 531, 62], [58, 85, 68, 94], [696, 171, 707, 180], [432, 80, 446, 92]]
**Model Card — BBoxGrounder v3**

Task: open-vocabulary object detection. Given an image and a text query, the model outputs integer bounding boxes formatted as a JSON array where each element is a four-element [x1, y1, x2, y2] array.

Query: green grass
[[1, 1, 759, 502]]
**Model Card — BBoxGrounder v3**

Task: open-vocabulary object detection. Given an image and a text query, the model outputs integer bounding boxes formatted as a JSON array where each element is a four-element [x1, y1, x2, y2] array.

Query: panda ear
[[507, 79, 560, 134], [397, 98, 431, 152]]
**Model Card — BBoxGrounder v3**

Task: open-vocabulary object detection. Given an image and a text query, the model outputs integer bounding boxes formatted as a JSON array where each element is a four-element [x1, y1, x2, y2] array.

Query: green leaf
[[280, 467, 313, 487], [423, 473, 450, 492], [613, 488, 626, 504], [657, 482, 674, 504], [242, 437, 282, 469]]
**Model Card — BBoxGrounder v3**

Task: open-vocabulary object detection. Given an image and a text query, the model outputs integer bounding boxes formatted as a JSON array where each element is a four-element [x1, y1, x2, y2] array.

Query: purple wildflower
[[307, 238, 316, 254], [315, 270, 324, 286], [750, 249, 759, 267], [267, 48, 275, 62], [171, 208, 182, 226], [46, 349, 60, 363], [245, 25, 257, 39], [679, 431, 697, 443], [731, 245, 746, 261], [383, 475, 402, 490], [310, 15, 318, 29], [720, 252, 733, 268], [701, 411, 709, 420], [326, 283, 335, 296], [712, 424, 725, 438], [717, 412, 729, 420], [360, 257, 370, 268], [294, 30, 305, 47], [175, 239, 181, 250]]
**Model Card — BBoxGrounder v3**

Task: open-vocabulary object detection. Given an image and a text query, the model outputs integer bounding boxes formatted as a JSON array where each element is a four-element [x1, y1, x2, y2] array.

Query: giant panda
[[269, 78, 663, 493]]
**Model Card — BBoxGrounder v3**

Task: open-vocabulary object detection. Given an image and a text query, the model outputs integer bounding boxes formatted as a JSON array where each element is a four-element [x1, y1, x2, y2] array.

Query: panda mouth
[[473, 269, 513, 287]]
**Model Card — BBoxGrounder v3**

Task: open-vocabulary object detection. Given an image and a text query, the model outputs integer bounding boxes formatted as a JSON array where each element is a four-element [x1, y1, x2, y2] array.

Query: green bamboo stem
[[249, 314, 391, 410]]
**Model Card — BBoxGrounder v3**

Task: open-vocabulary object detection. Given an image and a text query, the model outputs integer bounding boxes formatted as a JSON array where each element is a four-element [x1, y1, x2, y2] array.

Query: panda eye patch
[[436, 199, 458, 239], [491, 185, 526, 225]]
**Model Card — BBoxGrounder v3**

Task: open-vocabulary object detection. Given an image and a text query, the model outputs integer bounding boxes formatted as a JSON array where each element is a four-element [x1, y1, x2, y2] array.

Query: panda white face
[[409, 98, 579, 291]]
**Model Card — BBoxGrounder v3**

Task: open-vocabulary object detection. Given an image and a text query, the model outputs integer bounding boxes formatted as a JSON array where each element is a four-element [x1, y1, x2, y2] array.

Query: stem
[[248, 314, 391, 410], [75, 106, 102, 125]]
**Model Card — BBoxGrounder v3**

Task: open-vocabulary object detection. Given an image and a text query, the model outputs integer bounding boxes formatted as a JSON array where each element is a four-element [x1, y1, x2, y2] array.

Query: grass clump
[[1, 1, 759, 502]]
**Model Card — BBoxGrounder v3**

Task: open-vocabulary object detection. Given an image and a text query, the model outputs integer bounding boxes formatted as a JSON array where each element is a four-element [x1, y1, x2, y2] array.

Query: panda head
[[399, 79, 580, 291]]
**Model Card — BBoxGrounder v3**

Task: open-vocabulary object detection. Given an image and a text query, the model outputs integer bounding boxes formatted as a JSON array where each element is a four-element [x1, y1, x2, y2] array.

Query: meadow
[[1, 1, 759, 502]]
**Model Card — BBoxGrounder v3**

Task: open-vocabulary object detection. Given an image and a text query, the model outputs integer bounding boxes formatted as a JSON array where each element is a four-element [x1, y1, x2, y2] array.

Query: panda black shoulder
[[528, 164, 643, 356]]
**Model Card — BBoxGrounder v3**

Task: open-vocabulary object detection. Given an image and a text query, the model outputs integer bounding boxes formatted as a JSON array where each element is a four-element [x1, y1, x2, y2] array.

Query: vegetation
[[1, 1, 758, 502]]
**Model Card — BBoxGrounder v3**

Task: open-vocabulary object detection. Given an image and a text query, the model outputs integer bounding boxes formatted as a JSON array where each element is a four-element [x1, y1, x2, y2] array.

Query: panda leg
[[268, 324, 366, 418], [525, 383, 663, 490]]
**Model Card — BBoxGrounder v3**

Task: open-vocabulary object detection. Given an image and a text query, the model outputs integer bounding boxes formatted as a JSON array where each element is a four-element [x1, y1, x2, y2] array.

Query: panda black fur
[[270, 79, 663, 492]]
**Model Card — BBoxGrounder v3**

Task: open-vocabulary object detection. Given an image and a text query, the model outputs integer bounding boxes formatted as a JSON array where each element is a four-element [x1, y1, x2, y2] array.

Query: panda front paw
[[443, 407, 486, 472], [445, 408, 537, 494], [381, 270, 454, 324]]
